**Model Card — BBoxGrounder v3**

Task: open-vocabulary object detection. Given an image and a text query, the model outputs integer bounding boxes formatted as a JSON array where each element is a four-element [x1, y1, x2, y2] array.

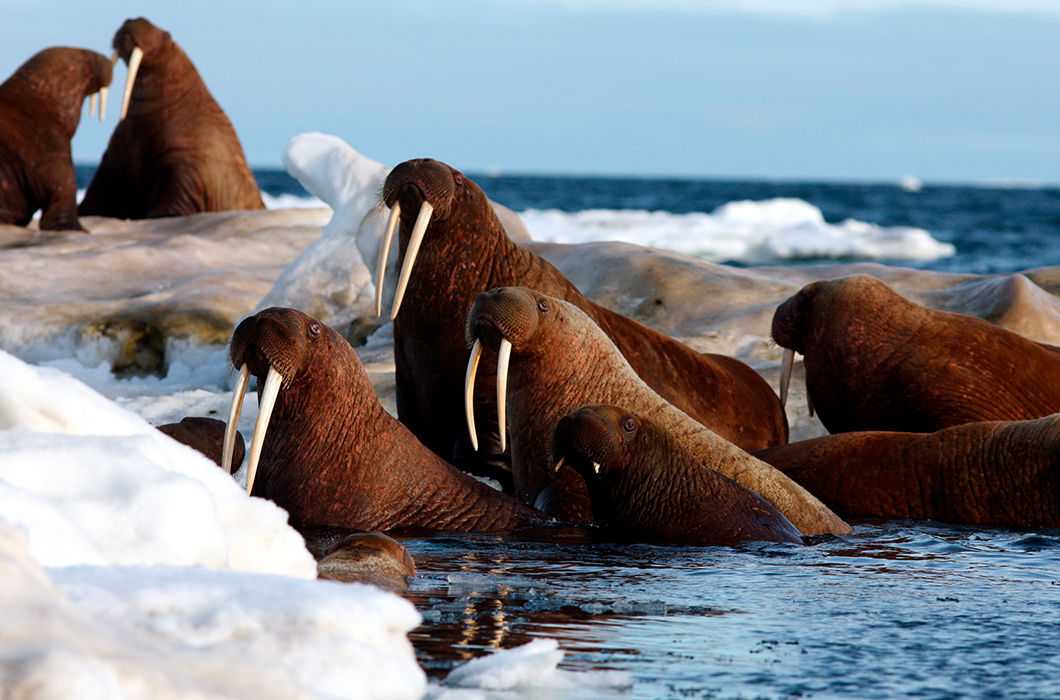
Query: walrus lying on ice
[[376, 158, 787, 484], [463, 287, 849, 536], [80, 17, 263, 219], [0, 47, 112, 231], [222, 307, 548, 533]]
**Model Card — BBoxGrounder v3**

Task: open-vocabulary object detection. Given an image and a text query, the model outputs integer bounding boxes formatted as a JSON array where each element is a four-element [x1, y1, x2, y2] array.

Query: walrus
[[79, 17, 263, 219], [376, 158, 786, 478], [221, 307, 550, 533], [756, 415, 1060, 528], [463, 287, 849, 535], [553, 405, 802, 545], [0, 47, 112, 231], [773, 275, 1060, 434], [157, 416, 244, 470], [314, 532, 416, 592]]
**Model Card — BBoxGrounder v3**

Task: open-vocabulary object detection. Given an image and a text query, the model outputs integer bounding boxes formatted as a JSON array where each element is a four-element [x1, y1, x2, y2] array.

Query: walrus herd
[[7, 19, 1059, 573]]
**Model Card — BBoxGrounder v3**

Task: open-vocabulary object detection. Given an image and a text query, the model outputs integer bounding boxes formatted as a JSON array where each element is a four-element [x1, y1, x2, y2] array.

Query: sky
[[1, 0, 1059, 183]]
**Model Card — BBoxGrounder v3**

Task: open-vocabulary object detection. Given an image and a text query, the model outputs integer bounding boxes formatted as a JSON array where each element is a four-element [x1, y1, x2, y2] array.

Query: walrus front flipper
[[37, 155, 84, 232]]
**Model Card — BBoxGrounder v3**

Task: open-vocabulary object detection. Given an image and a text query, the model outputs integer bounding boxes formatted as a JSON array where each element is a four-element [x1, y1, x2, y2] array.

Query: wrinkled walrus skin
[[773, 275, 1060, 434], [0, 48, 112, 231], [381, 158, 787, 482], [756, 415, 1060, 528], [79, 18, 263, 219], [157, 416, 243, 470], [228, 307, 550, 534]]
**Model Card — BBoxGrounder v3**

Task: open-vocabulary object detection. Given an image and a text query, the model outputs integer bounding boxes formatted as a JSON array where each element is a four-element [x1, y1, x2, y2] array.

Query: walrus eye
[[308, 322, 321, 338], [621, 416, 637, 433], [537, 299, 550, 313]]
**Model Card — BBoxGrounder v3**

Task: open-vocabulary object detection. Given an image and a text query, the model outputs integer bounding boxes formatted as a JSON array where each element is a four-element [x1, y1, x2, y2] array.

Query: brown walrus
[[463, 287, 849, 535], [756, 415, 1060, 528], [0, 47, 112, 231], [554, 405, 802, 545], [221, 307, 549, 533], [376, 158, 786, 479], [79, 17, 263, 219], [772, 275, 1060, 434], [157, 416, 244, 470], [313, 532, 416, 592]]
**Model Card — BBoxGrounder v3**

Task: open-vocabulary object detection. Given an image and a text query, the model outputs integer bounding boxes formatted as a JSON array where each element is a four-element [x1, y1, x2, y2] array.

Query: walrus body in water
[[463, 287, 849, 535], [554, 405, 802, 545], [756, 415, 1060, 528], [222, 307, 548, 533], [0, 47, 112, 231], [376, 158, 787, 482], [773, 275, 1060, 434], [79, 18, 263, 218]]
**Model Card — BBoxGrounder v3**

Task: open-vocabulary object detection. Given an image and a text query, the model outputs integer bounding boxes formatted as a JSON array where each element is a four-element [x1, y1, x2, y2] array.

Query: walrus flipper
[[37, 155, 84, 232]]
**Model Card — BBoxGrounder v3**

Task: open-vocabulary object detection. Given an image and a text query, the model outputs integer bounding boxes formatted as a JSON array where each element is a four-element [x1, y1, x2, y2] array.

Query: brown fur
[[314, 532, 416, 591], [229, 307, 549, 533], [0, 48, 112, 231], [555, 405, 802, 545], [756, 415, 1060, 527], [157, 416, 243, 469], [79, 18, 263, 218], [772, 275, 1060, 434], [383, 159, 786, 481], [465, 287, 849, 535]]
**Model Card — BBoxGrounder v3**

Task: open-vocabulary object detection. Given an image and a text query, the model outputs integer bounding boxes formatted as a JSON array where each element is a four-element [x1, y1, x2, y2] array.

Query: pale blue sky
[[2, 1, 1059, 182]]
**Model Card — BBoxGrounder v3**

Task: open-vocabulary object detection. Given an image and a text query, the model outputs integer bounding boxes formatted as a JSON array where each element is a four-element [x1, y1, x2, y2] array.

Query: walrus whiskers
[[374, 201, 401, 317], [245, 366, 283, 495], [390, 201, 433, 320], [496, 338, 512, 453], [119, 46, 143, 121], [779, 348, 795, 409], [464, 339, 483, 451], [222, 364, 250, 474]]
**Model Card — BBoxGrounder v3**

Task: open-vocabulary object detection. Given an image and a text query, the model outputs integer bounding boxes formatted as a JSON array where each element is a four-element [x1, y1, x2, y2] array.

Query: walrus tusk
[[245, 366, 283, 495], [88, 92, 98, 117], [496, 338, 512, 454], [389, 201, 433, 321], [120, 46, 143, 121], [779, 348, 795, 409], [464, 339, 482, 451], [222, 364, 250, 474], [98, 85, 108, 121], [553, 456, 565, 473], [593, 461, 601, 475], [374, 201, 401, 318]]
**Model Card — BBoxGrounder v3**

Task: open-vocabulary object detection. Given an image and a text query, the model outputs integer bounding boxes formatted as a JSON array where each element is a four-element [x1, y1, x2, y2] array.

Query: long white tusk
[[496, 338, 512, 454], [98, 85, 108, 121], [88, 92, 98, 117], [374, 201, 400, 318], [222, 364, 250, 474], [464, 339, 482, 452], [779, 348, 795, 409], [245, 366, 283, 495], [120, 46, 143, 121], [553, 456, 565, 473], [389, 201, 433, 321]]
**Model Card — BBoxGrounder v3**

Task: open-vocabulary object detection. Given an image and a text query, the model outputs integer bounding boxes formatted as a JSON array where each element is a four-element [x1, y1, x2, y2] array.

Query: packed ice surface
[[521, 197, 955, 263]]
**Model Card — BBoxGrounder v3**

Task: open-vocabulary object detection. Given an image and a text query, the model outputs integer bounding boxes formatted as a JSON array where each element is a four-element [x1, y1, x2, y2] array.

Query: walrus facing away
[[376, 158, 787, 480], [314, 532, 416, 592], [157, 416, 244, 470], [79, 17, 263, 219], [0, 47, 112, 231], [222, 307, 550, 533], [773, 275, 1060, 434], [554, 406, 802, 545], [463, 287, 849, 536], [756, 415, 1060, 528]]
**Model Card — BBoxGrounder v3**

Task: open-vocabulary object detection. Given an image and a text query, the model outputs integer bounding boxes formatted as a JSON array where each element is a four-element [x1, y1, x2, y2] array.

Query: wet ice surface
[[404, 524, 1060, 699]]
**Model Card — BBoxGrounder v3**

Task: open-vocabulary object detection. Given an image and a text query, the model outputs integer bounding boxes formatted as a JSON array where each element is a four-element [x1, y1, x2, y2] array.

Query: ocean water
[[75, 166, 1060, 274]]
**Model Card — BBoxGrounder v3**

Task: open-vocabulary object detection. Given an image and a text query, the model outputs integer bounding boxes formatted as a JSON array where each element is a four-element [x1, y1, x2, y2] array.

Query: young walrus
[[756, 415, 1060, 528], [554, 405, 802, 545], [463, 287, 850, 536], [773, 275, 1060, 434], [376, 158, 787, 481], [157, 416, 243, 470], [221, 307, 549, 534]]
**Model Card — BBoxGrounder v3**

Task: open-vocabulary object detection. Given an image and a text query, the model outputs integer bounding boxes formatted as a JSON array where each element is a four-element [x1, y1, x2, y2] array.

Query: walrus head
[[5, 48, 114, 132], [552, 405, 639, 483], [375, 158, 490, 320], [111, 17, 174, 120], [225, 307, 363, 495]]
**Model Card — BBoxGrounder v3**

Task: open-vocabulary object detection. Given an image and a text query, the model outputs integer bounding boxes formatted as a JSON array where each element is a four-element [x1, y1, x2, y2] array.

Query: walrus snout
[[112, 18, 167, 60]]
